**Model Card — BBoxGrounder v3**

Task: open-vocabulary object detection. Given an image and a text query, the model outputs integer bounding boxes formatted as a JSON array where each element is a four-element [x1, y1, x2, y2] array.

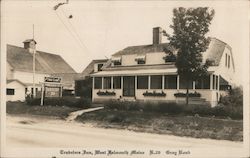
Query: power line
[[60, 8, 91, 53], [54, 10, 88, 53]]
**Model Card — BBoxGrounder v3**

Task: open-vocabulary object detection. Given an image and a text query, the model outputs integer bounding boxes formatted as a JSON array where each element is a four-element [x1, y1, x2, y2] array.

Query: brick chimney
[[23, 39, 37, 53], [153, 27, 162, 45]]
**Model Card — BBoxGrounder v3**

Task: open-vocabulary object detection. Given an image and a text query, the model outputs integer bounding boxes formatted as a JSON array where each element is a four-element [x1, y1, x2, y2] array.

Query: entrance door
[[123, 76, 135, 97]]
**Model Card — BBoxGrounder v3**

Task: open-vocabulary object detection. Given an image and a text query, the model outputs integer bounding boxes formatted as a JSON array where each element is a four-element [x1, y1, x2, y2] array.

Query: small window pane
[[195, 75, 210, 89], [113, 76, 121, 89], [164, 75, 177, 89], [150, 75, 162, 89], [7, 89, 15, 95], [103, 77, 111, 89], [94, 77, 102, 89], [213, 75, 216, 90], [137, 76, 148, 89], [179, 76, 192, 89], [215, 76, 218, 90]]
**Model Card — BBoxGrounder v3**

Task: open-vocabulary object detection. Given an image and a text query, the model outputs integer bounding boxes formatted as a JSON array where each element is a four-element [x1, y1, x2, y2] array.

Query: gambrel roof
[[111, 37, 234, 68]]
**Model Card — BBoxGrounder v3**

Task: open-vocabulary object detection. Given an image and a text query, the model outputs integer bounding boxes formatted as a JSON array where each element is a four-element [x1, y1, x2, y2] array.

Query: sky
[[2, 0, 249, 85]]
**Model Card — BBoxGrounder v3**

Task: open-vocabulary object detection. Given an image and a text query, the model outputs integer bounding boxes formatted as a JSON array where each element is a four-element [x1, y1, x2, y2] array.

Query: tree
[[166, 7, 215, 104]]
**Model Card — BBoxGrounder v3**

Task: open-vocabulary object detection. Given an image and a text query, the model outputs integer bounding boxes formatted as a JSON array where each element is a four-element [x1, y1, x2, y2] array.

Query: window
[[228, 55, 230, 68], [7, 88, 15, 95], [94, 77, 102, 89], [137, 60, 145, 64], [97, 64, 103, 71], [150, 75, 162, 89], [179, 76, 193, 89], [31, 88, 34, 95], [113, 76, 121, 89], [215, 75, 218, 90], [25, 88, 28, 94], [213, 75, 218, 90], [225, 54, 227, 67], [113, 61, 121, 66], [164, 75, 177, 89], [195, 75, 210, 89], [103, 77, 111, 89], [137, 76, 148, 89]]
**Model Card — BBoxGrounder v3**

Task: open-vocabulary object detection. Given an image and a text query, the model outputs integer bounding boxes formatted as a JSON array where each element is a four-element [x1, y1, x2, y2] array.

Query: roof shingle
[[7, 44, 76, 74]]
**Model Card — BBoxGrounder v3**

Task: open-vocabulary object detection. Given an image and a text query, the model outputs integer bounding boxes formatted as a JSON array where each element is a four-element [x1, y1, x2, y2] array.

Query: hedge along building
[[90, 27, 235, 107], [6, 39, 77, 101]]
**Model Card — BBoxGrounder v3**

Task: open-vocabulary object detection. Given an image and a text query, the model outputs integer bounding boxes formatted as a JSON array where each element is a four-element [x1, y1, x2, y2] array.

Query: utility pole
[[32, 24, 36, 98]]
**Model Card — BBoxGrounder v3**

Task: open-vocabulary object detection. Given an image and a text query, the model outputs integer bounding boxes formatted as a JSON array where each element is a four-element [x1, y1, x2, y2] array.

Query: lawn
[[76, 109, 243, 141], [6, 101, 80, 119]]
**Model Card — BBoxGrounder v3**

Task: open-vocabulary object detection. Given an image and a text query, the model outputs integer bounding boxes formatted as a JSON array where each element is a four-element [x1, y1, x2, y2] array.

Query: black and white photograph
[[0, 0, 249, 157]]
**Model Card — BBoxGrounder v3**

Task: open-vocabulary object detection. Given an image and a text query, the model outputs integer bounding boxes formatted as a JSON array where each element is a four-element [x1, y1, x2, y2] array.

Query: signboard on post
[[40, 76, 63, 105], [44, 77, 61, 83]]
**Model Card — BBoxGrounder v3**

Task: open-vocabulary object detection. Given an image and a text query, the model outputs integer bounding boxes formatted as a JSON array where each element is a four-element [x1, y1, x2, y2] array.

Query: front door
[[123, 76, 135, 97]]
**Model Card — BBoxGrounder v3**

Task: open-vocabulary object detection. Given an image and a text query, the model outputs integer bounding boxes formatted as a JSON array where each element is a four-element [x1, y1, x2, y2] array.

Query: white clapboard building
[[90, 27, 235, 107], [6, 39, 76, 101]]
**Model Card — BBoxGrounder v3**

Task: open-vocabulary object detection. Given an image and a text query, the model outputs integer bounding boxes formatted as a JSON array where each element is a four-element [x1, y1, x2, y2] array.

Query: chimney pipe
[[153, 27, 162, 45]]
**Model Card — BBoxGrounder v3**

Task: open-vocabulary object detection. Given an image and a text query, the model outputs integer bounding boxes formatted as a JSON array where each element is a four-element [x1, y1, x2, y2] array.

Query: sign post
[[40, 76, 62, 106]]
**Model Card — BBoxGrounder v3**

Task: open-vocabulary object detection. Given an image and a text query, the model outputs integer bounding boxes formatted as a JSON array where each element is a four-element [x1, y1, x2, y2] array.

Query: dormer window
[[163, 52, 176, 63], [111, 57, 121, 66], [135, 55, 146, 64], [97, 64, 103, 71]]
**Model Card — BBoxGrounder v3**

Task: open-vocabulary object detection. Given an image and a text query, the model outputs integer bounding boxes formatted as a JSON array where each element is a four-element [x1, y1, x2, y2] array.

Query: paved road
[[6, 115, 243, 149]]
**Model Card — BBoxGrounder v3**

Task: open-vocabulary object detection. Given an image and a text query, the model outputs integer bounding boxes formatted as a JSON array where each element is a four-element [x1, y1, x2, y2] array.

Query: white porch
[[91, 71, 222, 107]]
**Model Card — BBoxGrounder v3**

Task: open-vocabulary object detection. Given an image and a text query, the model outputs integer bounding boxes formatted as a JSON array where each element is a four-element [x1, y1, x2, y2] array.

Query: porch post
[[111, 76, 113, 90], [162, 75, 164, 90], [210, 74, 213, 90], [101, 77, 104, 89], [218, 75, 220, 90], [92, 77, 95, 89], [135, 76, 137, 94], [177, 75, 180, 90], [121, 76, 123, 90], [148, 75, 151, 89], [193, 81, 195, 90]]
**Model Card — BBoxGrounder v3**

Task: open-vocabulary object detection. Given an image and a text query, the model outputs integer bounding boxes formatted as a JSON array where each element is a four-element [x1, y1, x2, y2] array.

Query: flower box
[[174, 92, 201, 98], [143, 91, 166, 97], [97, 90, 116, 96]]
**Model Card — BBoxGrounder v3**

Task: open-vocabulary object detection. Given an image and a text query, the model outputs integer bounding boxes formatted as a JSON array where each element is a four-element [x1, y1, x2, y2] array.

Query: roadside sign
[[44, 77, 61, 83], [40, 76, 63, 105]]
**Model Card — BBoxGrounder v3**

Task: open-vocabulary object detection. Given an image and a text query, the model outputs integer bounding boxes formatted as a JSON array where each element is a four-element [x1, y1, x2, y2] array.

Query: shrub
[[104, 100, 141, 111], [26, 97, 41, 105], [219, 87, 243, 107], [103, 97, 243, 119], [184, 104, 212, 116], [156, 102, 182, 114], [218, 86, 243, 119], [26, 96, 91, 109]]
